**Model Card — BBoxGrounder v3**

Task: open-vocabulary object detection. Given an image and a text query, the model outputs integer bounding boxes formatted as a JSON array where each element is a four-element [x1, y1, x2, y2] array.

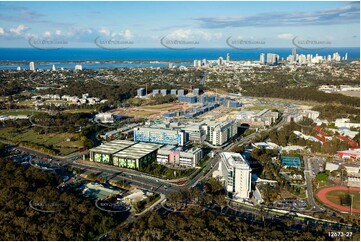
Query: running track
[[316, 186, 360, 213]]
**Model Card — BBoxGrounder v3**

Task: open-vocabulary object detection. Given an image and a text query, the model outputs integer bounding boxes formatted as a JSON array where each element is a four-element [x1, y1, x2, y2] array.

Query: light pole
[[350, 194, 354, 216]]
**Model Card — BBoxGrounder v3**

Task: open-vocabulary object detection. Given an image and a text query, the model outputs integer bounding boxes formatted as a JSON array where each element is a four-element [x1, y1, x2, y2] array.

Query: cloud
[[166, 29, 223, 41], [98, 28, 133, 39], [43, 31, 51, 37], [9, 24, 29, 35], [0, 24, 135, 45], [0, 5, 73, 27], [123, 29, 133, 39], [277, 33, 294, 40], [0, 24, 30, 38], [194, 2, 360, 28], [99, 28, 110, 36]]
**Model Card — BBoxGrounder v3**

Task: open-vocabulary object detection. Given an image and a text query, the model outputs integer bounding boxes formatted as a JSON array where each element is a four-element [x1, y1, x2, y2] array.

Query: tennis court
[[281, 156, 302, 167]]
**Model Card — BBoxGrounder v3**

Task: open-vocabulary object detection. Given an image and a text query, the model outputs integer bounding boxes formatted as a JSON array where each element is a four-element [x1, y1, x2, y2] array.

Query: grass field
[[0, 109, 45, 116], [16, 100, 34, 107], [0, 127, 83, 156], [326, 190, 360, 209], [62, 109, 95, 113]]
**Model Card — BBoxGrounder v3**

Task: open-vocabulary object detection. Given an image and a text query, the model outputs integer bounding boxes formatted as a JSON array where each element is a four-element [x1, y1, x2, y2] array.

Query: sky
[[0, 1, 359, 48]]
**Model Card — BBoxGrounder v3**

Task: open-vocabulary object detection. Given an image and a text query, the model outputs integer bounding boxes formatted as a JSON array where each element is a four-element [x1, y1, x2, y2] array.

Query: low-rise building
[[222, 99, 242, 108], [177, 89, 186, 96], [160, 89, 169, 96], [89, 140, 135, 164], [236, 109, 278, 127], [113, 143, 162, 169], [89, 140, 162, 170], [200, 95, 216, 104], [193, 88, 200, 95], [335, 118, 360, 129], [337, 149, 360, 159], [178, 95, 198, 103], [325, 162, 340, 172], [302, 110, 320, 120], [95, 113, 115, 123], [156, 146, 203, 168], [137, 88, 146, 97]]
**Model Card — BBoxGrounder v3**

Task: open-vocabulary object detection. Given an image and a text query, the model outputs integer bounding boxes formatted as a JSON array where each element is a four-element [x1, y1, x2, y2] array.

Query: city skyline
[[0, 1, 359, 48]]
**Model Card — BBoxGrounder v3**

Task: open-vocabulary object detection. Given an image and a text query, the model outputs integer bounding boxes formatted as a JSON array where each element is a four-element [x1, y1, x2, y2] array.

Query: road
[[303, 155, 324, 212], [4, 112, 359, 236], [2, 110, 291, 194]]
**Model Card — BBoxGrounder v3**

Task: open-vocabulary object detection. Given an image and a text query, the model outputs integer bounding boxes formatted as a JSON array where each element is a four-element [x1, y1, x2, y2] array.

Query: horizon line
[[0, 47, 360, 49]]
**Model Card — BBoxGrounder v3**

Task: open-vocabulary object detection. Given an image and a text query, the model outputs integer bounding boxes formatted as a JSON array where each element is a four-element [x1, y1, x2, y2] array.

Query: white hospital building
[[219, 152, 252, 200]]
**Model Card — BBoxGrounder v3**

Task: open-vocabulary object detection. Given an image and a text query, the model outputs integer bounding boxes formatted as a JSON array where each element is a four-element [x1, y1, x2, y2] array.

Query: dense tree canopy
[[0, 158, 124, 240], [113, 207, 335, 241]]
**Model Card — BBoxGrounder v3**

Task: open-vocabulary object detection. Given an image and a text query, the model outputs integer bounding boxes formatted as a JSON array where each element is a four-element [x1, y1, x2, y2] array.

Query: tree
[[213, 195, 227, 213], [167, 191, 183, 209]]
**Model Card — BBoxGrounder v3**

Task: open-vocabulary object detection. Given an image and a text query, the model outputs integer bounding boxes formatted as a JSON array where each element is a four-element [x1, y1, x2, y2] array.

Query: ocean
[[0, 47, 359, 70]]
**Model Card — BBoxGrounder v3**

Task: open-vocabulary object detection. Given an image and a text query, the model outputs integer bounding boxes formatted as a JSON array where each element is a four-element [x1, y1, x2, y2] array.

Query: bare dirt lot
[[112, 102, 197, 118], [339, 91, 360, 97]]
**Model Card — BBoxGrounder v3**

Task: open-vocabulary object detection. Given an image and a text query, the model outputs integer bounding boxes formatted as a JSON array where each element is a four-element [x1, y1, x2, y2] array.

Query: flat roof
[[114, 142, 163, 160], [337, 149, 360, 155], [221, 152, 249, 169], [89, 140, 135, 154]]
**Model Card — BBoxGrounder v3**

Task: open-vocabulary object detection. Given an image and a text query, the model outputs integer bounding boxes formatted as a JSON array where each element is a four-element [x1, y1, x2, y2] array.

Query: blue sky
[[0, 1, 359, 48]]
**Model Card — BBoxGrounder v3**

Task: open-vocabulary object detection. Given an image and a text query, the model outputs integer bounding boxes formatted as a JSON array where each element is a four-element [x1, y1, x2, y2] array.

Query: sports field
[[326, 190, 360, 209], [316, 186, 360, 213]]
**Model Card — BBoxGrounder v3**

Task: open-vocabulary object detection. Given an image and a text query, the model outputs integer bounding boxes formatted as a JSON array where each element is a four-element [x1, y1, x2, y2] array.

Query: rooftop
[[221, 152, 250, 169], [113, 142, 163, 160], [89, 140, 134, 154]]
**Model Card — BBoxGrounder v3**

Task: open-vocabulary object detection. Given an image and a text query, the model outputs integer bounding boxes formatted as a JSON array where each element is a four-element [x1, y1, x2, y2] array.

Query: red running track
[[316, 186, 360, 213]]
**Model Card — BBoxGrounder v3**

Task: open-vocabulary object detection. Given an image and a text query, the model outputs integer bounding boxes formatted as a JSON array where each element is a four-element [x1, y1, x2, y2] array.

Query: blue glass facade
[[134, 128, 185, 146]]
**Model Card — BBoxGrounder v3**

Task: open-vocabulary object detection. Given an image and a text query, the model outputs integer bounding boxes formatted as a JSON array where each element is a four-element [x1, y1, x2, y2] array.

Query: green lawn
[[326, 190, 360, 209], [62, 109, 95, 114], [0, 109, 45, 116], [0, 127, 83, 156]]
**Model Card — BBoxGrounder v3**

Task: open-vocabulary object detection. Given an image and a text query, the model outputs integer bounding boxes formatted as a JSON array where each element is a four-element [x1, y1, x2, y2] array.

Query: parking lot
[[273, 198, 308, 211], [308, 156, 326, 175]]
